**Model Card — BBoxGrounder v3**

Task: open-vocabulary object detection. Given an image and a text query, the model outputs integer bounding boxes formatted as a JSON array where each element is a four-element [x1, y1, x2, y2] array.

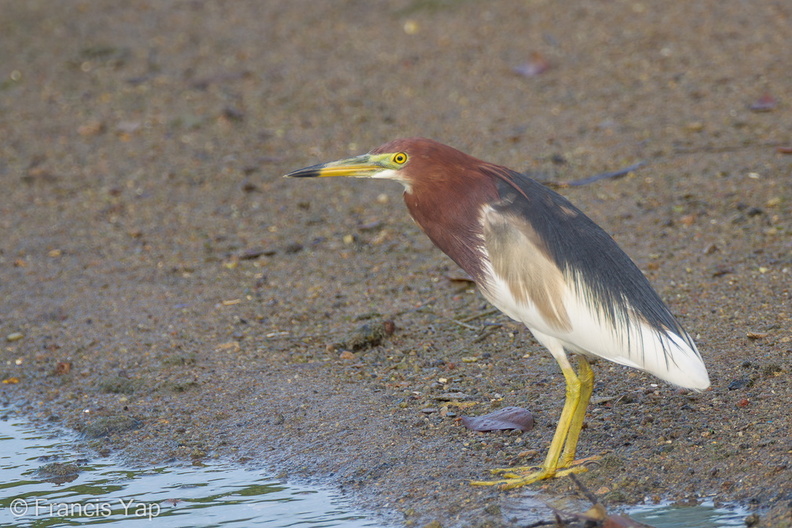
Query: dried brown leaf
[[460, 406, 534, 432]]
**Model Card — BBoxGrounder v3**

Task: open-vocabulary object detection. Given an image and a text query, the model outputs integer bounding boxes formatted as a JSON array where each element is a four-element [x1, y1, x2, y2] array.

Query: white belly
[[477, 259, 710, 391]]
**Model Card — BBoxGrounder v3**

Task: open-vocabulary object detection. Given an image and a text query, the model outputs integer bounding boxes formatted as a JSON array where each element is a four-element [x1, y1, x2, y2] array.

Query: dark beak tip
[[284, 170, 318, 178]]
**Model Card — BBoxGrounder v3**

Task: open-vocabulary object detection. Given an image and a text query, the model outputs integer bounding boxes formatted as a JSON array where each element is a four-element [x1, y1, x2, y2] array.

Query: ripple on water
[[0, 411, 387, 527]]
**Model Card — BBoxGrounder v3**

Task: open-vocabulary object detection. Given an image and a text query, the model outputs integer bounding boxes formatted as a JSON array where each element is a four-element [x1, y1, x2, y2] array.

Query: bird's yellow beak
[[284, 153, 392, 179]]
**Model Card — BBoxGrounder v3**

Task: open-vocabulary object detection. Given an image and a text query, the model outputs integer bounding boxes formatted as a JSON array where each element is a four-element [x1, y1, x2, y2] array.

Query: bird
[[285, 137, 710, 489]]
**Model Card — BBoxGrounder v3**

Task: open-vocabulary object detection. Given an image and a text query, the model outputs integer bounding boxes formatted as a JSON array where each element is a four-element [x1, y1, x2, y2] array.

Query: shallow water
[[505, 491, 751, 528], [0, 411, 386, 527], [627, 500, 750, 528], [1, 410, 754, 528]]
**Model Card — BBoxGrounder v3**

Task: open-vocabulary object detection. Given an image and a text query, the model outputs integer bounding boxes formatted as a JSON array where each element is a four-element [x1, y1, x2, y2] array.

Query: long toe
[[487, 465, 542, 476], [471, 467, 559, 490], [471, 456, 601, 490], [559, 454, 603, 468]]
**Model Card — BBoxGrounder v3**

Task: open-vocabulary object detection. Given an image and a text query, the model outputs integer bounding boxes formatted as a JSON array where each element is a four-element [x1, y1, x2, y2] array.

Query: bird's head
[[284, 137, 476, 193]]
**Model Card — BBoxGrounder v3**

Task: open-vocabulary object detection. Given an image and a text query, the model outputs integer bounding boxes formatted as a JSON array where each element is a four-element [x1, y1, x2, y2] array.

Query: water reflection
[[0, 412, 385, 527], [628, 500, 749, 528]]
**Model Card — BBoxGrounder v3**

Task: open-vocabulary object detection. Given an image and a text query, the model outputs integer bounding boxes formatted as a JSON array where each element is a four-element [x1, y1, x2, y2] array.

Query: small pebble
[[433, 392, 469, 401], [283, 242, 303, 254], [403, 20, 419, 35], [727, 378, 752, 390], [77, 120, 105, 137], [6, 332, 23, 342], [685, 121, 705, 132]]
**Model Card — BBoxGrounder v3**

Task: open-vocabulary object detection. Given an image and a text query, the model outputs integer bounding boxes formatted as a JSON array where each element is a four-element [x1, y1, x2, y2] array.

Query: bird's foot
[[470, 455, 602, 490]]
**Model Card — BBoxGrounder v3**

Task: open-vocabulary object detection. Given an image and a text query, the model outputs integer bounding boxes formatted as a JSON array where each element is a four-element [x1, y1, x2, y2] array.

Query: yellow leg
[[471, 355, 597, 489], [560, 356, 594, 467]]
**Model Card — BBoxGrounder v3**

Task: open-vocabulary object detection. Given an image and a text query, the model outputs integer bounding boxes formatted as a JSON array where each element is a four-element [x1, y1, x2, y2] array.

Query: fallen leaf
[[749, 92, 777, 112], [513, 51, 551, 77], [460, 406, 534, 432]]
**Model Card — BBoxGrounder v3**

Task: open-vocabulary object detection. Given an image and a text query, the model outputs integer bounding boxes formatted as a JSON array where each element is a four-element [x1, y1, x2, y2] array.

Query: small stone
[[712, 265, 734, 277], [54, 362, 72, 375], [357, 220, 382, 232], [685, 121, 705, 132], [403, 20, 419, 35], [283, 242, 303, 254], [239, 248, 273, 260], [116, 120, 142, 134], [6, 332, 23, 342], [338, 320, 395, 351], [727, 378, 752, 390], [77, 120, 105, 137], [680, 214, 696, 226], [433, 392, 469, 401]]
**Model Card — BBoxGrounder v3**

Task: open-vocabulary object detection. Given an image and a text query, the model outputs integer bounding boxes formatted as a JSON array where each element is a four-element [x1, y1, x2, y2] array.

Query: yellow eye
[[392, 152, 408, 164]]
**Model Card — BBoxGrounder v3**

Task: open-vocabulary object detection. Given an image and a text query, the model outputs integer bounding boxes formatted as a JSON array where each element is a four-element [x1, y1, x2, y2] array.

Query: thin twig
[[448, 318, 478, 331], [472, 324, 502, 343], [569, 474, 600, 507], [458, 308, 500, 323], [542, 161, 646, 189], [522, 517, 570, 528]]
